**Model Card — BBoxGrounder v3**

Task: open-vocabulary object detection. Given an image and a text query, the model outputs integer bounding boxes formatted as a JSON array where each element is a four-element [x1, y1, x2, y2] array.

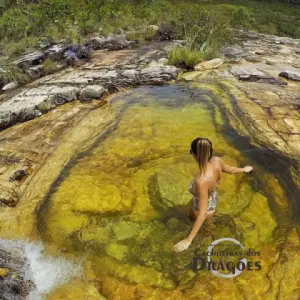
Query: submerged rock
[[235, 192, 277, 248]]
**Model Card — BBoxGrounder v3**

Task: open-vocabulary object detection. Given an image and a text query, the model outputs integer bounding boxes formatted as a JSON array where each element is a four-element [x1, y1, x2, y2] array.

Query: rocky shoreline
[[0, 38, 180, 131]]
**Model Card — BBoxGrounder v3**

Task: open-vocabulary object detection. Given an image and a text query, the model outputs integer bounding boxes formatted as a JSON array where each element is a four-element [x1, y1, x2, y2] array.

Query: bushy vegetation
[[168, 46, 206, 69], [0, 0, 299, 68]]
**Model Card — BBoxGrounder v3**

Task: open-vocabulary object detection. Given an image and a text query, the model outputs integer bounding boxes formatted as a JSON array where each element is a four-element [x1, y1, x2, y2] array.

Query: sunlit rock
[[194, 58, 224, 71]]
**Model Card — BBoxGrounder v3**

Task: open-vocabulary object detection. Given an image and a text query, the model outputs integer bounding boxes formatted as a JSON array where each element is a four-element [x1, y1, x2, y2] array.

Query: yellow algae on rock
[[40, 205, 89, 248], [113, 220, 141, 241], [72, 182, 122, 214], [265, 228, 300, 300], [0, 268, 9, 278], [92, 256, 176, 289], [179, 71, 202, 81], [80, 226, 110, 244], [153, 162, 196, 208], [47, 278, 106, 300], [235, 192, 277, 248], [106, 243, 128, 260]]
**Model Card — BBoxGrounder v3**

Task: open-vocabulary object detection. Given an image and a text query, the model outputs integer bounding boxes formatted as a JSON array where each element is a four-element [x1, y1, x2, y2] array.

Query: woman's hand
[[243, 166, 253, 173], [174, 238, 192, 252]]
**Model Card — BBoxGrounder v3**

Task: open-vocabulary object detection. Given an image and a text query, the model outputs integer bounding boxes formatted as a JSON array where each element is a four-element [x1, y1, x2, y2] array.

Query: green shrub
[[42, 57, 57, 73], [2, 36, 39, 58], [167, 46, 205, 69], [0, 63, 28, 84], [0, 0, 299, 67]]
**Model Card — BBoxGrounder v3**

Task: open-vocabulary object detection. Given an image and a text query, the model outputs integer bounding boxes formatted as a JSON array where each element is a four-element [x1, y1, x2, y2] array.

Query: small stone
[[9, 169, 28, 181], [2, 82, 18, 91], [266, 59, 276, 65], [255, 50, 265, 55], [0, 184, 19, 207]]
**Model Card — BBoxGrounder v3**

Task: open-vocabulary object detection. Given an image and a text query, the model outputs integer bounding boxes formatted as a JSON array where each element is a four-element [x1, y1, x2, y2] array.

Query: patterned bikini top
[[189, 175, 220, 210], [189, 175, 219, 195]]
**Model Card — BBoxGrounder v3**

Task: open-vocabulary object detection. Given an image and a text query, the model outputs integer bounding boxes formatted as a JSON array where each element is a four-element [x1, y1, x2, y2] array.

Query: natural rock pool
[[0, 83, 299, 299]]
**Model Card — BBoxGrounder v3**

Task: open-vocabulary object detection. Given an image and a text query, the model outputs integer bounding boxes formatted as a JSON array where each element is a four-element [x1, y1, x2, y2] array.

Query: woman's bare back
[[192, 156, 222, 193]]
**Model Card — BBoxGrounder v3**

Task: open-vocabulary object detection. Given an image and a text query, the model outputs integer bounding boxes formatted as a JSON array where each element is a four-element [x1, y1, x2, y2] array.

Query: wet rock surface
[[0, 241, 32, 300], [0, 41, 179, 131]]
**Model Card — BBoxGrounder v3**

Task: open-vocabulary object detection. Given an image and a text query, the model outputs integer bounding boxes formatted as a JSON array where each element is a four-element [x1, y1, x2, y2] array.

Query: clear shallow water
[[34, 84, 299, 299]]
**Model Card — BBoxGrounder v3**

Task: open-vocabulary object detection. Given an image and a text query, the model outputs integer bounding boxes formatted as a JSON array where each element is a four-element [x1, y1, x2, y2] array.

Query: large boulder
[[86, 35, 134, 51], [48, 86, 80, 106], [79, 85, 108, 101], [140, 65, 179, 84]]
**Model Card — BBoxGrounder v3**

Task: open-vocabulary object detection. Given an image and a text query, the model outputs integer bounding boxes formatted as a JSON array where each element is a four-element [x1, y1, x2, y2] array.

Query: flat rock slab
[[229, 66, 286, 85], [13, 51, 46, 68]]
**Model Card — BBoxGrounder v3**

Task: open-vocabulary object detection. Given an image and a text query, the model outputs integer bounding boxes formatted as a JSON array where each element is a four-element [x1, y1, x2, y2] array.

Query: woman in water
[[174, 137, 253, 252]]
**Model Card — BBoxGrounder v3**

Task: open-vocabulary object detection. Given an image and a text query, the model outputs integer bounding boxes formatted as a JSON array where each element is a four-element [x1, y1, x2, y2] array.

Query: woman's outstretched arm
[[186, 179, 209, 242], [174, 179, 209, 252], [219, 157, 253, 174]]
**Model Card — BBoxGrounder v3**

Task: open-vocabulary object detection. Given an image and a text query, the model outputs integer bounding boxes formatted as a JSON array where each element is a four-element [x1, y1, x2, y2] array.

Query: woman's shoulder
[[210, 156, 221, 163], [210, 156, 223, 171]]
